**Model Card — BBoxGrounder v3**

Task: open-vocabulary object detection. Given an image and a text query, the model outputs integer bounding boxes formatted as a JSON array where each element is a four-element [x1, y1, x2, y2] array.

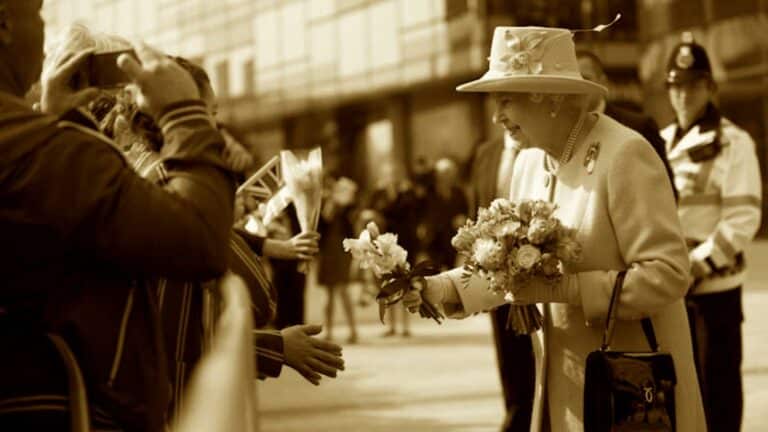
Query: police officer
[[661, 32, 762, 432]]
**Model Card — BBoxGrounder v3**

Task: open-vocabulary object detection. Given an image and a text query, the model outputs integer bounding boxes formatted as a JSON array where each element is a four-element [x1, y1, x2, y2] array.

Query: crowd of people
[[0, 2, 761, 432]]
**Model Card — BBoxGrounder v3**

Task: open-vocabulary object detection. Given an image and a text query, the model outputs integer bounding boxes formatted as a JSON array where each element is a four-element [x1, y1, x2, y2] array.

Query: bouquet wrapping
[[343, 222, 443, 324], [264, 148, 323, 273], [452, 198, 581, 334]]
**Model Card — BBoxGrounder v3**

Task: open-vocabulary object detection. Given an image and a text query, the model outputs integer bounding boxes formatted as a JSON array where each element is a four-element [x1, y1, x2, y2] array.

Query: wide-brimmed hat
[[457, 27, 607, 96]]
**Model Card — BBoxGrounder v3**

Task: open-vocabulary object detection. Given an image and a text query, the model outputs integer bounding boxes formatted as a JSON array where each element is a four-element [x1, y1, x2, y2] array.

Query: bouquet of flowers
[[452, 198, 581, 334], [264, 148, 323, 273], [343, 222, 444, 324]]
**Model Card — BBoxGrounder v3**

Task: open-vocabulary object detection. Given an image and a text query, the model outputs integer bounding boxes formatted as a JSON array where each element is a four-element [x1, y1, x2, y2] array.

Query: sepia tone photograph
[[1, 0, 767, 431]]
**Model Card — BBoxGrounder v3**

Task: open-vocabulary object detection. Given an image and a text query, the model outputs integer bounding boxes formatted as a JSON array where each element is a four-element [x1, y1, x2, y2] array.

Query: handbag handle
[[600, 270, 660, 352]]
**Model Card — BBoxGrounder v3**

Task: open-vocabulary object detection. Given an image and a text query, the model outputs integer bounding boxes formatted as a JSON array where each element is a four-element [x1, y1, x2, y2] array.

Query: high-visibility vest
[[662, 112, 762, 295]]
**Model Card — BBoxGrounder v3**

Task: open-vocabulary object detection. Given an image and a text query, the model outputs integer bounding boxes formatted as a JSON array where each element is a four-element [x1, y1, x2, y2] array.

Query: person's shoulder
[[720, 117, 756, 148]]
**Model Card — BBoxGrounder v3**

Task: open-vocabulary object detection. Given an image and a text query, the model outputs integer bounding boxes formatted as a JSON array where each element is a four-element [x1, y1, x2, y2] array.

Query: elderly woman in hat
[[405, 27, 706, 431]]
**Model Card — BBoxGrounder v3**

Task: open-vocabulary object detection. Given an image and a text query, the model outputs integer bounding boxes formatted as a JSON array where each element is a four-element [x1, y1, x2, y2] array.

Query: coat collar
[[664, 103, 721, 159]]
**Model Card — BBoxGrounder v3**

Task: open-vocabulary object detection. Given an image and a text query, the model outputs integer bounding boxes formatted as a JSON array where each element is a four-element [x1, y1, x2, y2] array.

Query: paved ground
[[257, 241, 768, 432]]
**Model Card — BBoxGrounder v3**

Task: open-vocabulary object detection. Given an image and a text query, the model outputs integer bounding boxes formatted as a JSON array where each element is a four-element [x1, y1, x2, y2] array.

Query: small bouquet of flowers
[[452, 198, 581, 334], [264, 148, 323, 273], [343, 222, 444, 324]]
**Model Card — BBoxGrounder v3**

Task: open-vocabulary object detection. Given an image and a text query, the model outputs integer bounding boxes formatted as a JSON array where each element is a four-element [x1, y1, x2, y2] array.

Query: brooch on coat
[[584, 142, 600, 174]]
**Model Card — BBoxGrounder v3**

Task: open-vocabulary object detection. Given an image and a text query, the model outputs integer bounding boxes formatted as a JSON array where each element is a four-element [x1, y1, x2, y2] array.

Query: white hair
[[43, 23, 131, 81]]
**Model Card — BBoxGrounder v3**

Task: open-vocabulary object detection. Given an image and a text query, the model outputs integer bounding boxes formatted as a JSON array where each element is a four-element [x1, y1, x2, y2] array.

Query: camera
[[71, 50, 137, 89]]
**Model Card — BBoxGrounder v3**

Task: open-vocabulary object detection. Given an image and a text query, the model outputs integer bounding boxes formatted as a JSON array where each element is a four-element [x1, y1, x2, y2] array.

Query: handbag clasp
[[643, 385, 655, 403]]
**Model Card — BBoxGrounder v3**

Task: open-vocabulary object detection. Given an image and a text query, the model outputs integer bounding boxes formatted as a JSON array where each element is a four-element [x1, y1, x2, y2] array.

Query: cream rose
[[540, 253, 561, 276], [516, 244, 542, 270], [472, 238, 506, 269], [527, 217, 556, 245], [451, 226, 476, 251]]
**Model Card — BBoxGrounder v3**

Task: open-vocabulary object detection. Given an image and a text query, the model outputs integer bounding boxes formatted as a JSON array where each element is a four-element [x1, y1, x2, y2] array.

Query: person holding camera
[[0, 2, 236, 431]]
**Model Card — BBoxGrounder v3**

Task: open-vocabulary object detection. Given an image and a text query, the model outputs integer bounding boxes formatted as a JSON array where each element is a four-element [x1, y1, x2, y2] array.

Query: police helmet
[[666, 32, 713, 85]]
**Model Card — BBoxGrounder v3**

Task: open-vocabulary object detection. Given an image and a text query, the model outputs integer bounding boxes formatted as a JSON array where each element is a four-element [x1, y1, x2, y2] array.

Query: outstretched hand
[[403, 277, 445, 313], [282, 324, 344, 385]]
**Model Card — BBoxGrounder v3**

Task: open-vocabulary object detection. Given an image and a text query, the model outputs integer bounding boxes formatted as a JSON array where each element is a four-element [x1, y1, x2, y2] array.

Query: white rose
[[495, 220, 522, 238], [516, 244, 542, 270], [472, 238, 506, 269], [374, 233, 408, 275]]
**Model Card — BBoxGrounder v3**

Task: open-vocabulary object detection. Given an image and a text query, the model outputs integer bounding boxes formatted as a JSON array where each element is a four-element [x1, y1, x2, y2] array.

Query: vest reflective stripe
[[679, 193, 761, 208], [714, 230, 738, 260], [679, 193, 720, 206], [722, 195, 761, 208]]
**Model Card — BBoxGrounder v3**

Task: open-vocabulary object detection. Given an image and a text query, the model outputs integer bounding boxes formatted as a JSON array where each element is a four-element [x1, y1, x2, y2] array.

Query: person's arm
[[254, 325, 344, 385], [34, 116, 234, 279], [233, 227, 266, 256], [411, 139, 690, 323], [229, 232, 276, 328], [253, 330, 285, 379], [517, 138, 690, 322], [688, 128, 762, 278], [31, 43, 235, 279]]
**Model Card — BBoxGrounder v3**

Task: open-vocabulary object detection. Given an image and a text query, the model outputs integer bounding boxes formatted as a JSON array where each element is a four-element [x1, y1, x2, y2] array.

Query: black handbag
[[584, 271, 677, 431]]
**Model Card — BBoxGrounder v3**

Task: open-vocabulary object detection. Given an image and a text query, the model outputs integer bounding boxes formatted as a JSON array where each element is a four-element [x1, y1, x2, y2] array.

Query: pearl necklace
[[559, 112, 587, 165]]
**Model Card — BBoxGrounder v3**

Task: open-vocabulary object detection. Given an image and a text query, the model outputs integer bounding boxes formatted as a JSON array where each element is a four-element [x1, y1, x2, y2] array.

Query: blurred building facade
[[42, 0, 768, 227]]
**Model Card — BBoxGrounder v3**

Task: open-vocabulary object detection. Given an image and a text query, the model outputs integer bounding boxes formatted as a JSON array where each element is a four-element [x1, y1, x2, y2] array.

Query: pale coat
[[440, 114, 706, 431]]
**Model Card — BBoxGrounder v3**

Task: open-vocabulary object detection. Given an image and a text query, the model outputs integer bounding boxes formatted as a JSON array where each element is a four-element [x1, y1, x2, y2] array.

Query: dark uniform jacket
[[0, 93, 234, 432]]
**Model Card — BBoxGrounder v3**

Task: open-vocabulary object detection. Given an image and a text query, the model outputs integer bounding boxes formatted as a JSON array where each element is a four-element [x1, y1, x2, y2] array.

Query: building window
[[243, 60, 255, 95], [215, 60, 230, 99]]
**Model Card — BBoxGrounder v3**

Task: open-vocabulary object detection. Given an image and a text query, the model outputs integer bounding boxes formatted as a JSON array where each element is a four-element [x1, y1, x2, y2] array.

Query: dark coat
[[468, 137, 536, 430], [0, 93, 234, 432], [468, 137, 505, 214]]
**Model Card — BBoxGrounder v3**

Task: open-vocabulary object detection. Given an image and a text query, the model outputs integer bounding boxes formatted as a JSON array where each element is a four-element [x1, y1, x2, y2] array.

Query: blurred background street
[[258, 240, 768, 431]]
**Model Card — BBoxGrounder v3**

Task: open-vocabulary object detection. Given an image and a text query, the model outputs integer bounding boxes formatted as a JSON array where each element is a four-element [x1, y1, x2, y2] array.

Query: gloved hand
[[402, 275, 459, 313]]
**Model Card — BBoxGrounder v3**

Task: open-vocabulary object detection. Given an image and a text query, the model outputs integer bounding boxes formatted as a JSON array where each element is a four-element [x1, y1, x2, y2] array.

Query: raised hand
[[117, 42, 201, 119], [281, 324, 344, 386], [40, 49, 100, 116]]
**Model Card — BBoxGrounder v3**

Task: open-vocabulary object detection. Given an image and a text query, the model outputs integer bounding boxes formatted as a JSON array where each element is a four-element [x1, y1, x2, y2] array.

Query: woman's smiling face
[[492, 92, 543, 147]]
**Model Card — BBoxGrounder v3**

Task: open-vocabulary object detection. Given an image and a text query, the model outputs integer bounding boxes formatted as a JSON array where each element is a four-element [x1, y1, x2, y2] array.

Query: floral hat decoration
[[457, 15, 621, 95]]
